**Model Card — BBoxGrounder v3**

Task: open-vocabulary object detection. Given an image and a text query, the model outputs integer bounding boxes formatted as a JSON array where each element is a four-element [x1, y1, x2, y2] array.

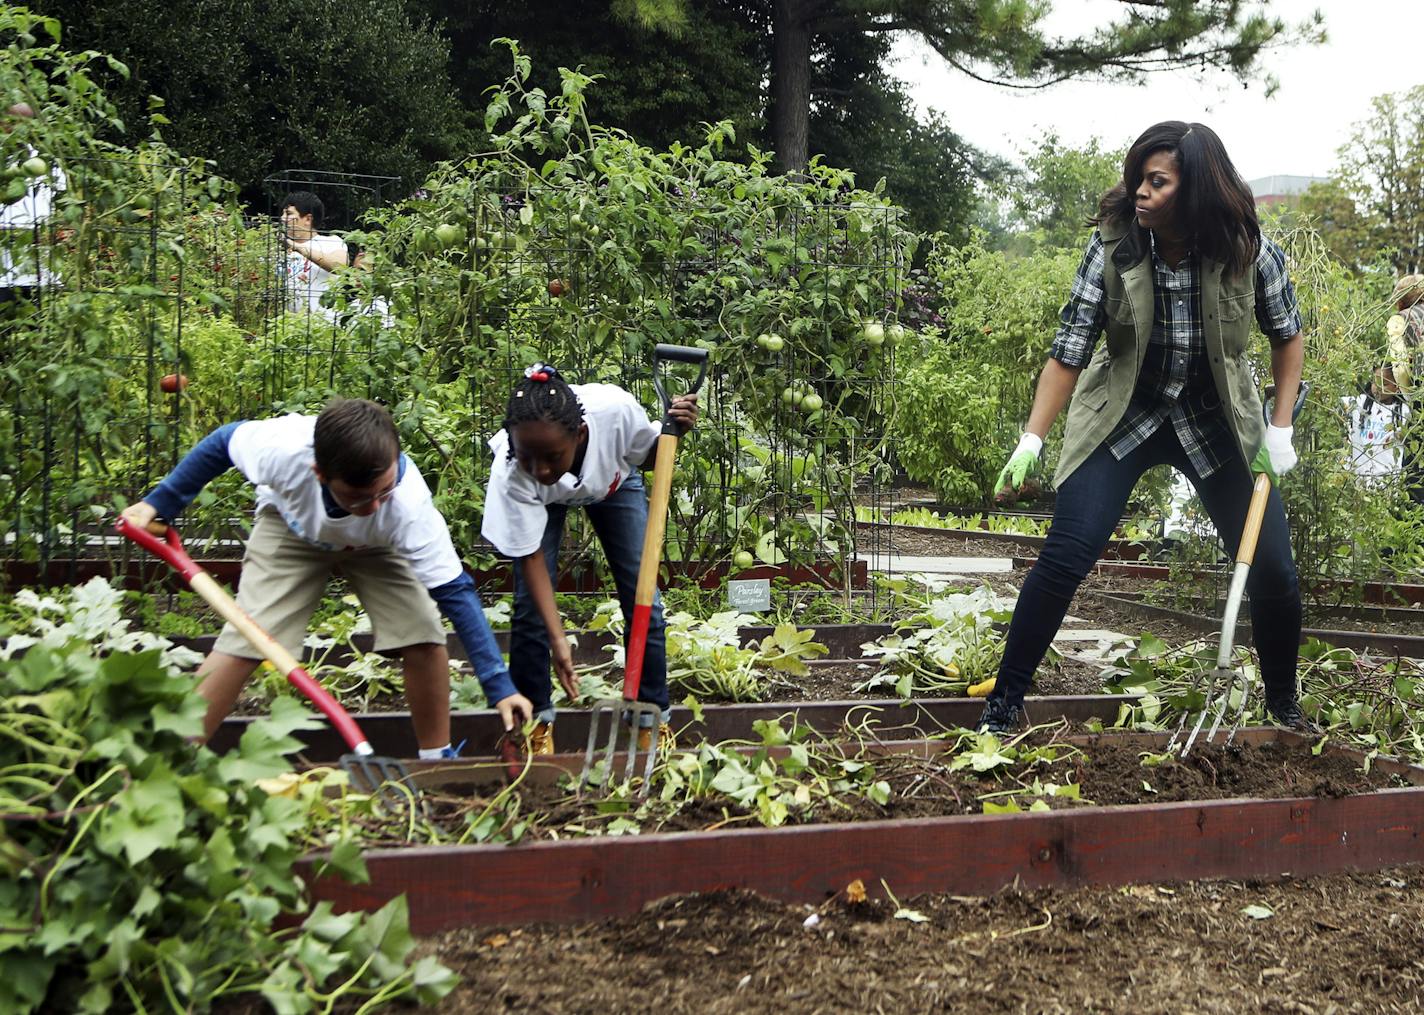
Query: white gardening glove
[[1251, 424, 1297, 482]]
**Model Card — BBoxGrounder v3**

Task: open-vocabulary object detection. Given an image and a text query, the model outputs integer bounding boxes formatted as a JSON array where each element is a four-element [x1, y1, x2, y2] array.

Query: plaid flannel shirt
[[1050, 231, 1302, 477]]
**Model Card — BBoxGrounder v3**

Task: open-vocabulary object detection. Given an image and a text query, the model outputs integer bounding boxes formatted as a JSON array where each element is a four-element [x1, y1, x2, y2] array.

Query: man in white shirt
[[278, 190, 347, 318], [1, 102, 65, 299]]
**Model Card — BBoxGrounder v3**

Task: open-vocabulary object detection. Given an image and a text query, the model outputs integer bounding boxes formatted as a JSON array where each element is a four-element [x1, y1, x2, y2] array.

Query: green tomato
[[434, 222, 465, 248], [886, 323, 907, 345], [800, 393, 823, 412], [861, 322, 885, 347], [764, 334, 784, 353], [733, 550, 755, 570], [782, 386, 799, 407], [21, 156, 48, 178]]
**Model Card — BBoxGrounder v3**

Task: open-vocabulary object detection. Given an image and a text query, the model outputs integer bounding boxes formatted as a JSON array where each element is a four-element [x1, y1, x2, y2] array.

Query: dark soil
[[413, 738, 1401, 843], [425, 867, 1424, 1013], [859, 524, 1028, 559]]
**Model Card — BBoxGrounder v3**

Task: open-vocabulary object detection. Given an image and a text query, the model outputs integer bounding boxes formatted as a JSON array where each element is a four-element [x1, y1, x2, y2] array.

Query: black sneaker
[[977, 697, 1022, 736], [1266, 696, 1321, 735]]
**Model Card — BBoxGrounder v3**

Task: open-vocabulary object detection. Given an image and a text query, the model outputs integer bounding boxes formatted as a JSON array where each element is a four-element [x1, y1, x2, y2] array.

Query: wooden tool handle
[[634, 434, 678, 607], [623, 433, 679, 699], [1236, 472, 1272, 566]]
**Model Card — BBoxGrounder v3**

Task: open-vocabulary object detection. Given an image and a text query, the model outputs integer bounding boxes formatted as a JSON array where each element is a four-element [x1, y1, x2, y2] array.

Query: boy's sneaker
[[977, 698, 1022, 736], [636, 723, 675, 753], [1266, 696, 1321, 735], [529, 721, 556, 756]]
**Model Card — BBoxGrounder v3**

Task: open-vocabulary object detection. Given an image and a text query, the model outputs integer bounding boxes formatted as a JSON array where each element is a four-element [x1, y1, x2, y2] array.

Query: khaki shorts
[[213, 509, 445, 660]]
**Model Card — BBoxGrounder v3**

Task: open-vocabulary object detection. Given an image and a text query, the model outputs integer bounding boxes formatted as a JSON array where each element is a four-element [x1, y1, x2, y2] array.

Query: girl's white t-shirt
[[1343, 393, 1410, 480], [227, 415, 462, 587], [481, 384, 660, 558]]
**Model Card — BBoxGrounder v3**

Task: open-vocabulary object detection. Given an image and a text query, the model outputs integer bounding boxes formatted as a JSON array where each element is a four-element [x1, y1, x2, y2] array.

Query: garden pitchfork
[[1173, 381, 1310, 757], [116, 517, 425, 812], [581, 343, 710, 792]]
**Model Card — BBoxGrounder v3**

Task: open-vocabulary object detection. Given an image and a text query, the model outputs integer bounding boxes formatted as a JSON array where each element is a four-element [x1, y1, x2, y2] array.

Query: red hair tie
[[524, 363, 552, 382]]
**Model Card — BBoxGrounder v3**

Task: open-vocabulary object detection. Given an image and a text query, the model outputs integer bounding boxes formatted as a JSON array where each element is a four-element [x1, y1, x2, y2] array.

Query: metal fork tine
[[580, 699, 662, 794], [1180, 666, 1226, 756], [1205, 681, 1231, 744], [340, 753, 426, 818], [1165, 704, 1193, 754], [1225, 670, 1252, 746]]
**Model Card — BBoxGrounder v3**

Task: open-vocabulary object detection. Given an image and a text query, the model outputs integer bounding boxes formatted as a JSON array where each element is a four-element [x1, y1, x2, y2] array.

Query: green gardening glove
[[993, 433, 1043, 502], [1249, 445, 1277, 485]]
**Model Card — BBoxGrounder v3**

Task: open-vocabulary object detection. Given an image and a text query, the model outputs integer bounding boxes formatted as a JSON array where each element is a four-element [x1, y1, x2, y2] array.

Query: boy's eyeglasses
[[337, 481, 398, 511]]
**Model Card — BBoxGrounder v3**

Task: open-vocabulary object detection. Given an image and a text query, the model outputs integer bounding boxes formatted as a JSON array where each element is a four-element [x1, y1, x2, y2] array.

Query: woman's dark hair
[[502, 363, 584, 458], [1094, 121, 1260, 279], [313, 398, 399, 485]]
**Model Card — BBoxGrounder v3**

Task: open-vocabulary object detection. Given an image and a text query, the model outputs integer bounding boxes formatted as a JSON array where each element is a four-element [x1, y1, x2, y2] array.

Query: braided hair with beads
[[502, 363, 585, 459]]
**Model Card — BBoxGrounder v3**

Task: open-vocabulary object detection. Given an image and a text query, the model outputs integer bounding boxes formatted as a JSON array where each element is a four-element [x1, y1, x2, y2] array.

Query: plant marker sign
[[727, 578, 771, 613]]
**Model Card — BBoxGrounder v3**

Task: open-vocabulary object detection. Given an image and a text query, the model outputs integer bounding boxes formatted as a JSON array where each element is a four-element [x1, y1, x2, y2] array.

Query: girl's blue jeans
[[988, 424, 1302, 709], [510, 473, 670, 723]]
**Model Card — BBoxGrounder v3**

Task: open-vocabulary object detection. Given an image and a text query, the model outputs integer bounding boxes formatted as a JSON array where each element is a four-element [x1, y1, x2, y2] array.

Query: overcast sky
[[890, 0, 1424, 183]]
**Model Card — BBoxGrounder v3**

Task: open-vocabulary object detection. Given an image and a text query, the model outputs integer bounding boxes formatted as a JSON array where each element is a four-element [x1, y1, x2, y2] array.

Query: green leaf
[[754, 530, 786, 565], [983, 799, 1021, 814], [320, 839, 370, 885], [303, 901, 364, 943], [96, 762, 186, 864], [410, 955, 461, 1004]]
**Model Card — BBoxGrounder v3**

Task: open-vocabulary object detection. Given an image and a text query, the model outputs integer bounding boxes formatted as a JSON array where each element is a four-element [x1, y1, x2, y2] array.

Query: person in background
[[1342, 366, 1409, 485], [1, 102, 65, 306], [279, 190, 347, 318], [1387, 274, 1424, 506]]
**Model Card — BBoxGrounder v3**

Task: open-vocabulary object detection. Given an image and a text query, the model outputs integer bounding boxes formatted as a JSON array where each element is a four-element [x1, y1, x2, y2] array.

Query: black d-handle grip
[[1262, 380, 1311, 426], [652, 343, 711, 435]]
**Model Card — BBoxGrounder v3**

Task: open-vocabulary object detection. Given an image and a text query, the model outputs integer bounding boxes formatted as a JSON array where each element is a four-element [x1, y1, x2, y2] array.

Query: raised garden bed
[[1026, 558, 1424, 607], [213, 694, 1138, 759], [422, 869, 1424, 1013], [1087, 590, 1424, 658], [2, 557, 867, 593], [858, 520, 1150, 560], [297, 729, 1424, 932]]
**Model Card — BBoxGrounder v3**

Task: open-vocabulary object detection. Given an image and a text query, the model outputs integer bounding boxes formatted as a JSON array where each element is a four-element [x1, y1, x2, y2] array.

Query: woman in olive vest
[[979, 121, 1310, 735]]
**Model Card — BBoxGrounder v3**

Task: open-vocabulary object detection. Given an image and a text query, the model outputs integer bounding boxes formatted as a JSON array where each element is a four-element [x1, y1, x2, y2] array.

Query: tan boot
[[529, 721, 555, 756], [636, 723, 674, 753]]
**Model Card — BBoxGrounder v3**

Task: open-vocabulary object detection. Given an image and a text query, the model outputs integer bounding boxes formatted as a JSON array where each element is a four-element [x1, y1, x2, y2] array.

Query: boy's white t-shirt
[[1343, 393, 1410, 480], [481, 383, 660, 558], [283, 234, 348, 316], [227, 414, 462, 587]]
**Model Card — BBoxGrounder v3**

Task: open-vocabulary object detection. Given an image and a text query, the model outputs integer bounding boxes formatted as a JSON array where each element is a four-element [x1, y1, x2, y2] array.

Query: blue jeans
[[989, 424, 1302, 708], [510, 473, 669, 721]]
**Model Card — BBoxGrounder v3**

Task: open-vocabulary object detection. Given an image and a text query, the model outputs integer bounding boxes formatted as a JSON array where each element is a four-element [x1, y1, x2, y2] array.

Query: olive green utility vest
[[1054, 219, 1267, 487]]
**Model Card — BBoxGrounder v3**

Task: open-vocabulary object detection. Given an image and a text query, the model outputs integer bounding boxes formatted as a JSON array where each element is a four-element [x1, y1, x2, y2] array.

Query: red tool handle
[[116, 517, 373, 755]]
